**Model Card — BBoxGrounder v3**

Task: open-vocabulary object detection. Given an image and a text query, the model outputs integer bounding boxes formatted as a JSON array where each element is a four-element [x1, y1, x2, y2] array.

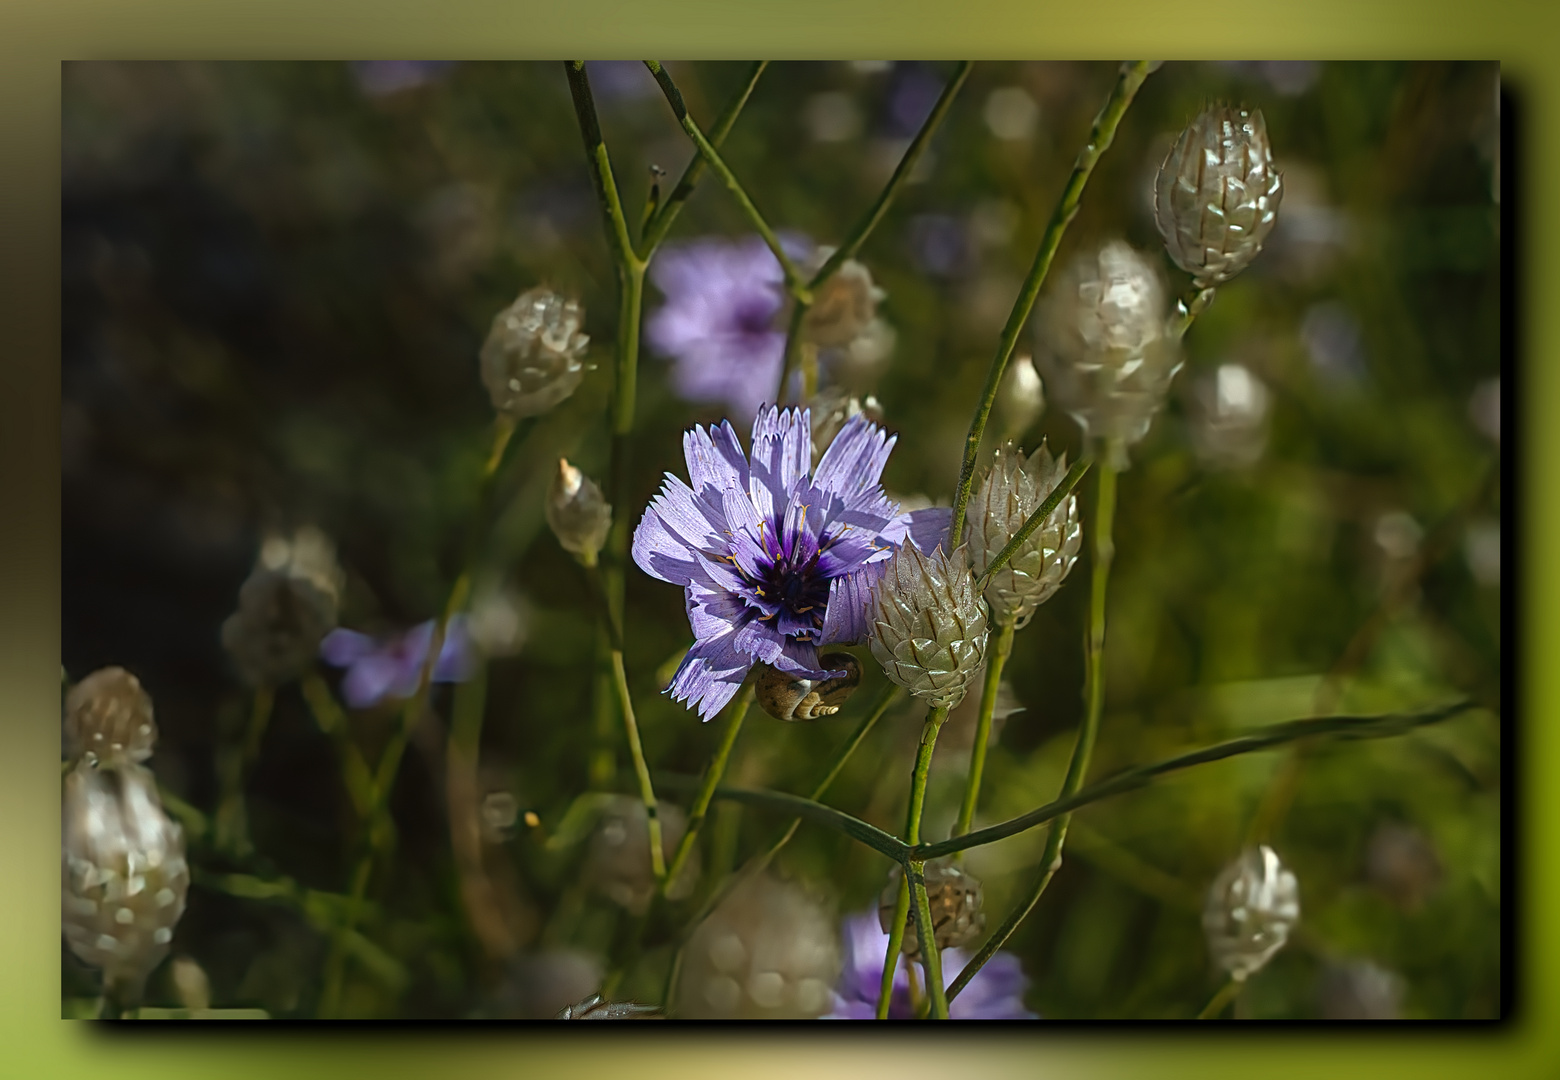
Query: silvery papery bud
[[1203, 845, 1300, 982], [868, 542, 989, 710], [803, 252, 886, 349], [481, 287, 591, 419], [546, 458, 612, 561], [968, 442, 1082, 628], [1156, 104, 1283, 287], [1034, 242, 1182, 463], [64, 666, 156, 769], [583, 796, 697, 915], [221, 526, 344, 688], [878, 860, 985, 959], [62, 762, 189, 997], [677, 873, 839, 1019], [808, 389, 885, 459], [1189, 362, 1271, 470]]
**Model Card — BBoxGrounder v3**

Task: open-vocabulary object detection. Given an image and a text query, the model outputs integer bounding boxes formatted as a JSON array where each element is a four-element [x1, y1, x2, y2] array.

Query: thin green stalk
[[876, 879, 910, 1019], [214, 686, 274, 856], [948, 61, 1155, 550], [588, 626, 617, 790], [776, 299, 810, 405], [644, 61, 811, 302], [954, 619, 1016, 843], [947, 455, 1116, 1002], [638, 61, 768, 259], [1198, 977, 1242, 1019], [881, 706, 949, 1018], [975, 457, 1093, 591], [1167, 285, 1217, 342], [662, 682, 755, 891], [908, 860, 949, 1018], [566, 62, 642, 272], [301, 672, 373, 817]]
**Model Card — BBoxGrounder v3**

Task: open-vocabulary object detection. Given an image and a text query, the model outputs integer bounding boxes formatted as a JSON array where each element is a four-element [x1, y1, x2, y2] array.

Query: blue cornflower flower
[[319, 617, 474, 709], [632, 404, 948, 721], [825, 910, 1037, 1020]]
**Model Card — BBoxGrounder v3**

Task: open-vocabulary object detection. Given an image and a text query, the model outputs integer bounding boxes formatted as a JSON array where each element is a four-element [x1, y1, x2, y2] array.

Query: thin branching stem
[[954, 619, 1015, 843], [662, 682, 755, 889]]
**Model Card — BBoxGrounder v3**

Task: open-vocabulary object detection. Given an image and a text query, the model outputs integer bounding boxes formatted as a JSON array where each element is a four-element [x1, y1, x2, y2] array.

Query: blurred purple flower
[[351, 61, 457, 98], [825, 911, 1037, 1019], [586, 61, 655, 102], [632, 404, 949, 720], [907, 213, 973, 279], [320, 616, 474, 708], [646, 235, 811, 421], [884, 63, 945, 138]]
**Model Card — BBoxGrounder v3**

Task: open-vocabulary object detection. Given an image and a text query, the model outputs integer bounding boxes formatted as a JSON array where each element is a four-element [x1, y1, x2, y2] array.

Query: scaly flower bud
[[879, 860, 985, 958], [868, 542, 989, 710], [1203, 845, 1300, 982], [583, 796, 697, 915], [967, 442, 1082, 628], [1034, 241, 1182, 464], [1155, 104, 1283, 287], [803, 252, 886, 349], [221, 526, 343, 688], [480, 287, 591, 418], [677, 873, 840, 1019], [64, 667, 156, 769], [546, 458, 612, 561], [62, 762, 189, 999]]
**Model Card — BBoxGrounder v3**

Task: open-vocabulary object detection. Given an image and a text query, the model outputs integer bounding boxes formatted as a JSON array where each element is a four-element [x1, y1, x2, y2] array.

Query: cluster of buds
[[221, 525, 344, 688], [582, 796, 697, 915], [61, 670, 188, 1005], [1203, 845, 1301, 982], [1155, 104, 1283, 289], [879, 861, 986, 959], [676, 873, 840, 1019], [480, 287, 591, 419], [868, 542, 989, 710], [967, 442, 1082, 628], [1033, 241, 1182, 466], [545, 458, 612, 562]]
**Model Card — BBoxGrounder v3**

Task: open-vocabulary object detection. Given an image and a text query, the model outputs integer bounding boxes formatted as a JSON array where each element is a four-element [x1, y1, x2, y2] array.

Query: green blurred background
[[60, 60, 1500, 1020]]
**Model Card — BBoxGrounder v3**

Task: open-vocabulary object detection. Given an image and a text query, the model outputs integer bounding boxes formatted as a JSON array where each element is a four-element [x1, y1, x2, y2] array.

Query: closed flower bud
[[1203, 845, 1300, 982], [480, 287, 591, 418], [64, 667, 156, 769], [677, 873, 840, 1019], [879, 860, 985, 959], [583, 796, 696, 915], [546, 458, 612, 560], [968, 442, 1082, 628], [807, 389, 885, 458], [868, 542, 989, 710], [62, 762, 189, 998], [1155, 104, 1283, 287], [1034, 241, 1182, 464], [221, 527, 343, 688], [803, 253, 886, 349]]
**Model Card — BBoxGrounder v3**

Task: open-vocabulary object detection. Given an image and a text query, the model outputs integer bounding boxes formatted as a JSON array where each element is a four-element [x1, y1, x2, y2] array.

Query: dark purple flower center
[[730, 293, 779, 337], [743, 514, 835, 639]]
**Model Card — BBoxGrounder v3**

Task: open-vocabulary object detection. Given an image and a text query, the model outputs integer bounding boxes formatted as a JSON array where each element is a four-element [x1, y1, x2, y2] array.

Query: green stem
[[776, 299, 810, 406], [1198, 977, 1242, 1020], [1167, 285, 1217, 342], [948, 61, 1154, 549], [638, 61, 768, 259], [876, 878, 910, 1019], [884, 706, 949, 1018], [644, 61, 811, 302], [214, 686, 274, 857], [301, 673, 373, 817], [975, 457, 1093, 591], [565, 62, 642, 272], [947, 456, 1115, 1002], [588, 625, 617, 790], [954, 619, 1016, 842], [908, 861, 949, 1019], [662, 682, 754, 892]]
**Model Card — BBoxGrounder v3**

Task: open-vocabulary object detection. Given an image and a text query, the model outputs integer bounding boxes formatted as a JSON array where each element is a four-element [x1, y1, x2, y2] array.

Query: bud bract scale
[[879, 860, 985, 958], [64, 667, 156, 769], [868, 542, 989, 710], [546, 458, 612, 560]]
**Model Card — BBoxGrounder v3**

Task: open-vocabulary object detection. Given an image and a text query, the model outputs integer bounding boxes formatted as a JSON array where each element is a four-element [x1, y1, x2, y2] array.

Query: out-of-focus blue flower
[[586, 61, 656, 102], [883, 63, 946, 138], [645, 234, 810, 421], [631, 404, 949, 720], [907, 213, 973, 279], [825, 910, 1037, 1019], [351, 61, 457, 98], [320, 617, 474, 708]]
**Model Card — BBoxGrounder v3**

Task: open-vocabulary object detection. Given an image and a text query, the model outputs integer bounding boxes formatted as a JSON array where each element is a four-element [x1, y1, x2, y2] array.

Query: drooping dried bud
[[62, 762, 189, 1000], [754, 652, 861, 722], [968, 442, 1082, 628], [64, 667, 156, 769], [868, 542, 989, 710], [1034, 241, 1182, 464], [555, 992, 663, 1019], [807, 389, 885, 458], [803, 253, 886, 349], [546, 458, 612, 561], [221, 526, 343, 688], [1203, 845, 1300, 982], [583, 796, 697, 915], [879, 860, 985, 959], [676, 873, 840, 1019], [480, 287, 591, 418], [1156, 104, 1283, 287]]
